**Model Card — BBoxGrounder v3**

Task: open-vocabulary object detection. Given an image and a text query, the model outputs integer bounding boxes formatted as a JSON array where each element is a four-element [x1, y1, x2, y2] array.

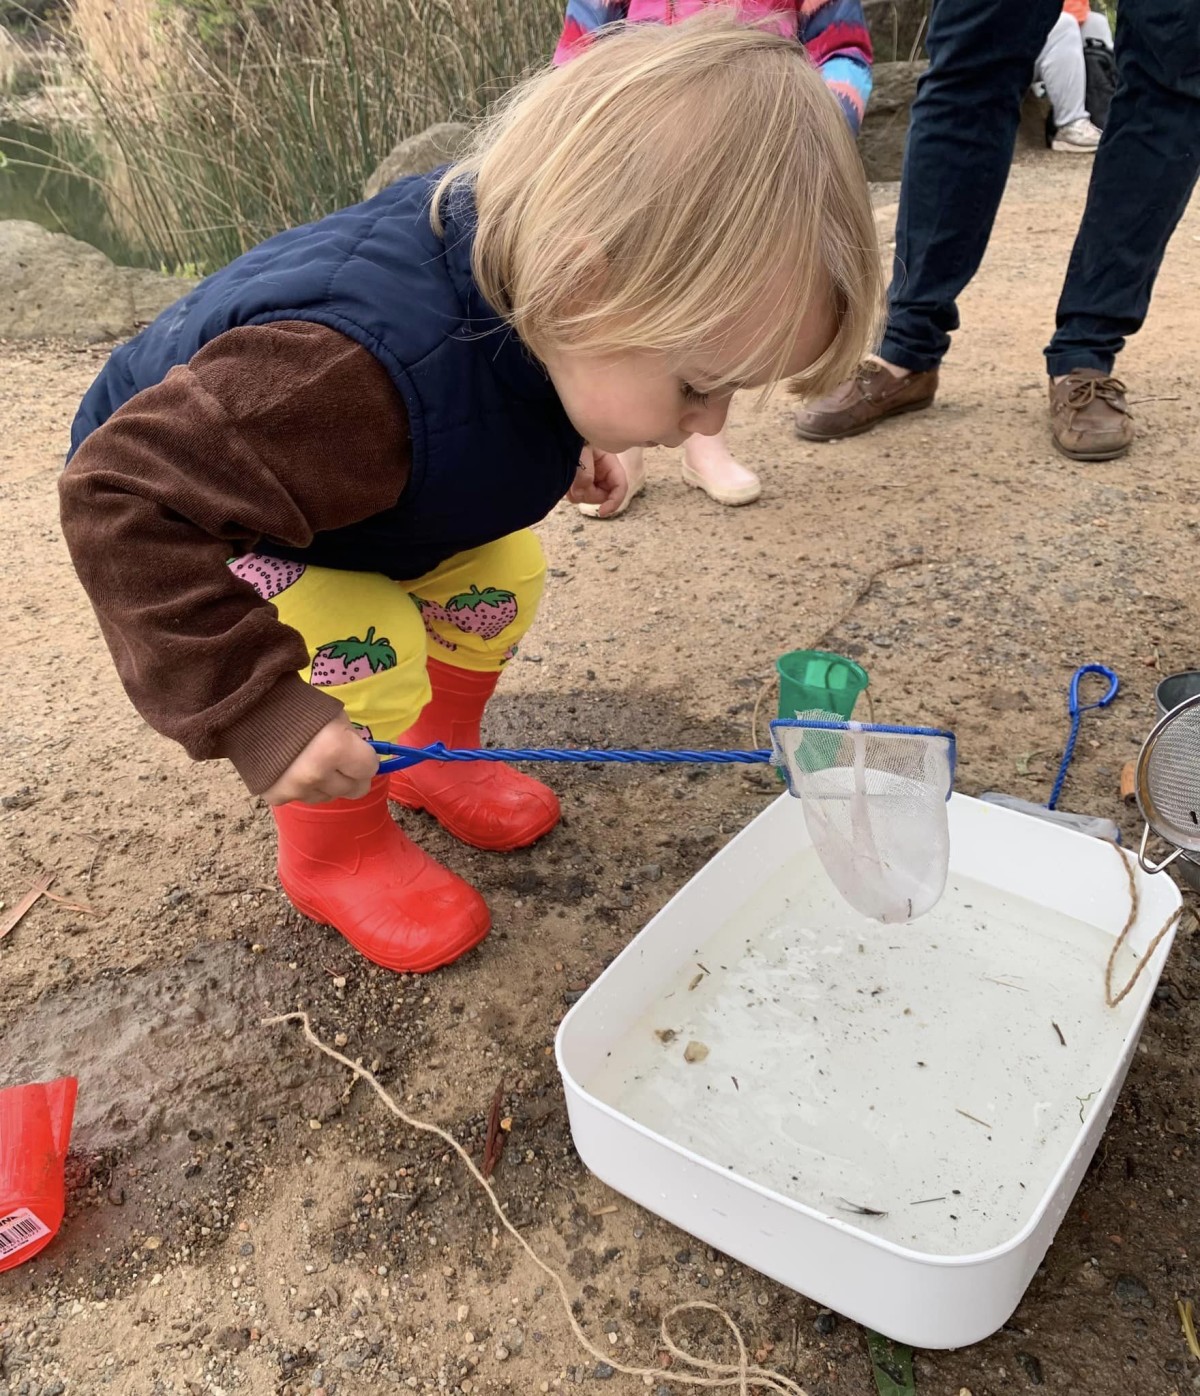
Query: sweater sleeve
[[59, 320, 412, 795], [798, 0, 874, 135], [554, 1, 631, 64]]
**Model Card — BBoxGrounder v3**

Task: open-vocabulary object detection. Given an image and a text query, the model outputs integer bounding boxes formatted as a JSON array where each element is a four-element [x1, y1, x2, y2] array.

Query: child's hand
[[261, 713, 379, 806], [567, 445, 629, 518]]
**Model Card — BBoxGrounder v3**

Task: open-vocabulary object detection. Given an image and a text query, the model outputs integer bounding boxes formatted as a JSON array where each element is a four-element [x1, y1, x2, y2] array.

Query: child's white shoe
[[680, 432, 762, 506], [1051, 118, 1102, 152]]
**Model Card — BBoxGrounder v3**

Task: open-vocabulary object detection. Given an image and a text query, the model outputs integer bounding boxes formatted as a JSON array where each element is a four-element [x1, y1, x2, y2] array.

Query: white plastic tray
[[556, 792, 1180, 1349]]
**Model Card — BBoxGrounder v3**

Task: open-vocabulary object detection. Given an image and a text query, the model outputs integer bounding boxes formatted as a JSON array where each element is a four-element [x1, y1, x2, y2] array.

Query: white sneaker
[[1052, 118, 1102, 153]]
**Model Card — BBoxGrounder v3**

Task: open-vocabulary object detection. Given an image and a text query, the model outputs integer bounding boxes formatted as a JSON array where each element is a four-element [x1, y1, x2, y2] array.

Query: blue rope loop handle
[[371, 718, 959, 799], [1048, 663, 1120, 810], [370, 740, 774, 774]]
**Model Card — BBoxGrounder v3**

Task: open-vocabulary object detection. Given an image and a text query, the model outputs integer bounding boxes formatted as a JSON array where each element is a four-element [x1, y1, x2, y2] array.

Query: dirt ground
[[2, 153, 1200, 1396]]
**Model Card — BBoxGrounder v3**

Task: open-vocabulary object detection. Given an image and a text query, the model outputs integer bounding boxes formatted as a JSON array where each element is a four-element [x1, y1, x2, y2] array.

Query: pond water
[[0, 117, 153, 265]]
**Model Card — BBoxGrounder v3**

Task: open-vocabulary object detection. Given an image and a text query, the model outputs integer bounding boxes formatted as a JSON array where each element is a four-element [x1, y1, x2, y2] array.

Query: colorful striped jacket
[[554, 0, 874, 133]]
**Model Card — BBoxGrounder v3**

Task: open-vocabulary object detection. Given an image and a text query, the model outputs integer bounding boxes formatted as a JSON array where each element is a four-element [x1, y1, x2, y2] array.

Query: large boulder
[[362, 121, 472, 201], [0, 221, 195, 343], [857, 61, 925, 182]]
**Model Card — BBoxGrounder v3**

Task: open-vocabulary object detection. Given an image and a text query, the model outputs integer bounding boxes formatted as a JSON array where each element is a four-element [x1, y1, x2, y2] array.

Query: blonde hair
[[434, 11, 882, 399]]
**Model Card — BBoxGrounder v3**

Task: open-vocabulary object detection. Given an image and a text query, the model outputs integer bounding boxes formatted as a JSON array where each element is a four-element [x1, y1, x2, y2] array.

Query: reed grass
[[64, 0, 563, 271]]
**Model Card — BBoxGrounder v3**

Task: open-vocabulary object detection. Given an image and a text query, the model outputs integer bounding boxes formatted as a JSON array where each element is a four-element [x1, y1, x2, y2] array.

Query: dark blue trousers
[[879, 0, 1200, 377]]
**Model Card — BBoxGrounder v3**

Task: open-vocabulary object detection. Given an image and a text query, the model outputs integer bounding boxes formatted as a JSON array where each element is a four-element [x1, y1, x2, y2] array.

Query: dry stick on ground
[[264, 1012, 810, 1396], [482, 1081, 506, 1182], [0, 873, 53, 941]]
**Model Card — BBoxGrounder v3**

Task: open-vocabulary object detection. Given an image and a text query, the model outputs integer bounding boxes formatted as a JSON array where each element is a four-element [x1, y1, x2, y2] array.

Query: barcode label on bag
[[0, 1207, 51, 1260]]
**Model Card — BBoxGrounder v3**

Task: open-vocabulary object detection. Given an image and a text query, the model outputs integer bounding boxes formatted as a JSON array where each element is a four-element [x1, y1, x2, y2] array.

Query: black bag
[[1083, 36, 1118, 129]]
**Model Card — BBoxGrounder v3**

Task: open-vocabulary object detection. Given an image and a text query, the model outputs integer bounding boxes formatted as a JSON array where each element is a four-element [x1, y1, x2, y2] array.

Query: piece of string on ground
[[1105, 841, 1183, 1009], [263, 1011, 808, 1396]]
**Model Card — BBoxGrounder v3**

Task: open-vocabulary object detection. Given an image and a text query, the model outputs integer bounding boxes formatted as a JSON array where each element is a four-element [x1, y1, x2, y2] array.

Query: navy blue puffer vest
[[69, 173, 583, 579]]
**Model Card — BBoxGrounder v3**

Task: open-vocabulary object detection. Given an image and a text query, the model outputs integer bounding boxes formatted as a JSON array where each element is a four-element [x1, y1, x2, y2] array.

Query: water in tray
[[587, 850, 1145, 1256]]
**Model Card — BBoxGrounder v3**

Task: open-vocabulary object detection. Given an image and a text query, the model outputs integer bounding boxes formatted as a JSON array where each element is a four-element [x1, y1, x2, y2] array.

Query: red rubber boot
[[273, 776, 490, 973], [388, 659, 561, 851]]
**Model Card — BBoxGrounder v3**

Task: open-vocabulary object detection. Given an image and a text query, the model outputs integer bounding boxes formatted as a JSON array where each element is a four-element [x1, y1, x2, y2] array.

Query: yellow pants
[[229, 530, 545, 742]]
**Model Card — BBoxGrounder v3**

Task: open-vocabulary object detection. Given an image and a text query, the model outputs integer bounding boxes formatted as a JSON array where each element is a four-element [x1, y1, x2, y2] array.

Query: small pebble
[[814, 1311, 837, 1336], [594, 1363, 615, 1380], [684, 1041, 709, 1064]]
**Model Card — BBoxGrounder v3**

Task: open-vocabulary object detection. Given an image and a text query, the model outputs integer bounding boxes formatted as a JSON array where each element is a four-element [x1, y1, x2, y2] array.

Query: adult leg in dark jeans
[[1043, 1, 1200, 458], [881, 0, 1062, 372], [795, 0, 1060, 439], [1048, 2, 1200, 376]]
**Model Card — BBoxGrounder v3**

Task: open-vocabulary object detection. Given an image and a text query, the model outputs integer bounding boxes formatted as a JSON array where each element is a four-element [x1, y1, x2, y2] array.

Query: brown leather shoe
[[1049, 369, 1134, 461], [793, 361, 939, 441]]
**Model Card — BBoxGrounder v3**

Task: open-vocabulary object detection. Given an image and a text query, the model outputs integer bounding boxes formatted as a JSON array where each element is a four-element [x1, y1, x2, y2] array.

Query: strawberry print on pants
[[310, 627, 399, 741], [310, 627, 397, 687], [410, 584, 520, 659], [445, 585, 518, 639], [410, 594, 458, 651], [228, 554, 307, 600]]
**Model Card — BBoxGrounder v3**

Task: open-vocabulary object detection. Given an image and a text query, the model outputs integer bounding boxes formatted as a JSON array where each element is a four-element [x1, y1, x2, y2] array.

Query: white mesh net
[[771, 714, 956, 924]]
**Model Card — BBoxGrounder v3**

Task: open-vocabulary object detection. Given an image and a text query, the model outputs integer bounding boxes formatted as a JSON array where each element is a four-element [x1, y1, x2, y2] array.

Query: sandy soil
[[2, 154, 1199, 1396]]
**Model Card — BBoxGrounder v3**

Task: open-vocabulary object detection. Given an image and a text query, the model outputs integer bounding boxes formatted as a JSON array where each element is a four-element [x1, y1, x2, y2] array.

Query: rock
[[363, 122, 472, 201], [0, 221, 195, 344], [1113, 1273, 1152, 1306], [1015, 1351, 1044, 1385], [593, 1363, 615, 1380], [39, 1383, 66, 1396], [857, 62, 926, 182], [124, 265, 195, 327], [814, 1310, 837, 1336], [856, 63, 1050, 182]]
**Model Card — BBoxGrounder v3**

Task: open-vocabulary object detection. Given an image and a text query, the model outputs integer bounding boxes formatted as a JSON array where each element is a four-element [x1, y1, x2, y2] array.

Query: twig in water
[[1052, 1021, 1066, 1046], [838, 1197, 888, 1217], [911, 1196, 946, 1205], [482, 1081, 507, 1182], [983, 976, 1030, 992], [955, 1108, 993, 1130]]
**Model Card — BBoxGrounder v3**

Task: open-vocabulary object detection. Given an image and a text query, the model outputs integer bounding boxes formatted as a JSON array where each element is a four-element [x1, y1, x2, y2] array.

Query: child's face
[[543, 282, 836, 454]]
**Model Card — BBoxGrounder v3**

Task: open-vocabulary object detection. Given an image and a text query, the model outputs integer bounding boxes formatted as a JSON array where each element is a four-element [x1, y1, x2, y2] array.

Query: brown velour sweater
[[59, 320, 415, 795]]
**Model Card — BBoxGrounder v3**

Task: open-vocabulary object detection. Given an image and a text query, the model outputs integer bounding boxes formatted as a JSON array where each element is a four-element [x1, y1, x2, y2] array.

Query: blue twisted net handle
[[371, 740, 773, 773], [1047, 663, 1120, 811]]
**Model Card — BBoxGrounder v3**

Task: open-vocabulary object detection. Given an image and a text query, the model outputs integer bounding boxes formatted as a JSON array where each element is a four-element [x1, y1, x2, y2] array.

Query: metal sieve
[[1135, 691, 1200, 875]]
